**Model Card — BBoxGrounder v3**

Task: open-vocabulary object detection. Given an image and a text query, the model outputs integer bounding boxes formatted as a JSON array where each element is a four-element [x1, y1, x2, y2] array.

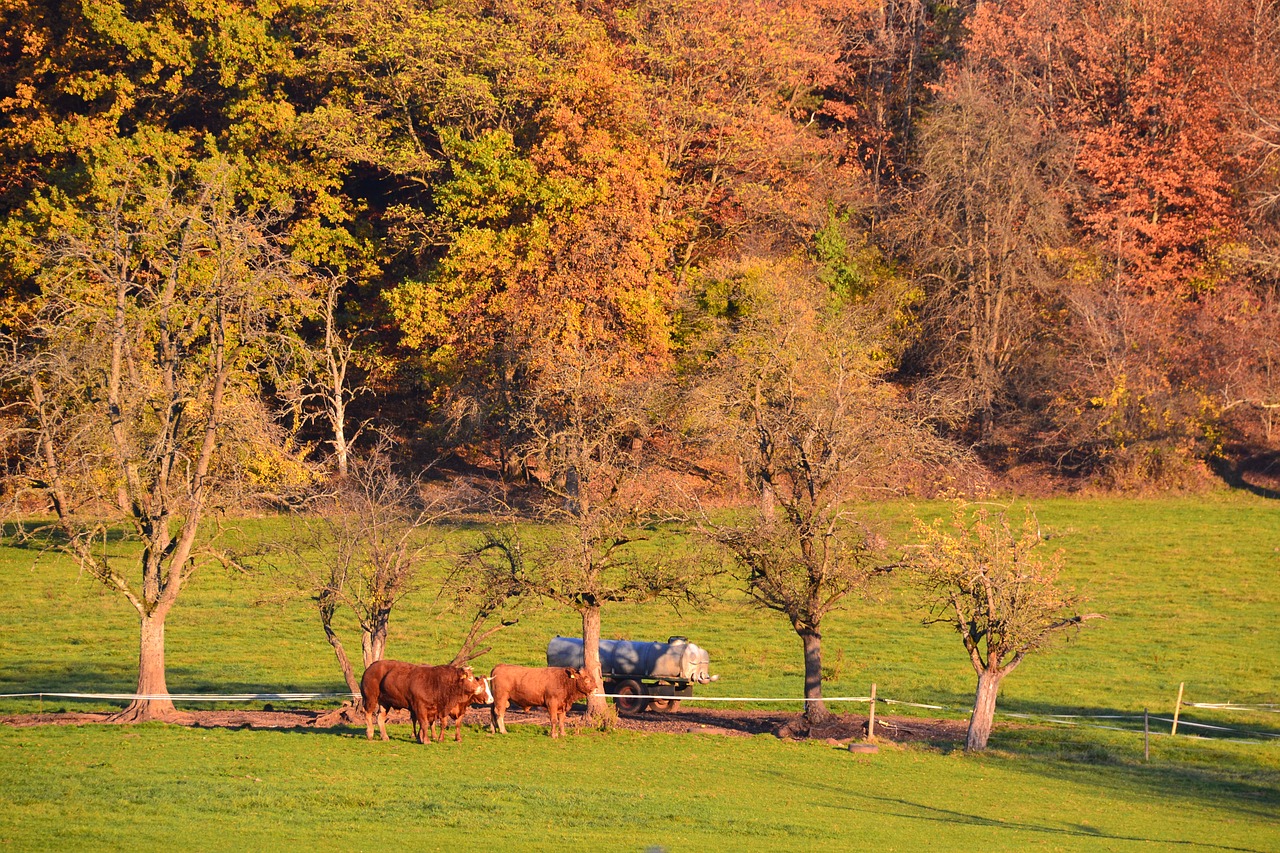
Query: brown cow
[[360, 660, 488, 743], [432, 676, 494, 743], [488, 664, 598, 738], [360, 659, 415, 742]]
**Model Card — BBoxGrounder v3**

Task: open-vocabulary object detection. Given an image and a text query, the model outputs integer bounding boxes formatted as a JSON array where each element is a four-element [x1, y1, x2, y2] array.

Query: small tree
[[484, 345, 703, 720], [442, 527, 527, 668], [288, 445, 460, 698], [687, 256, 944, 727], [2, 153, 310, 721], [285, 271, 371, 477], [913, 503, 1103, 752]]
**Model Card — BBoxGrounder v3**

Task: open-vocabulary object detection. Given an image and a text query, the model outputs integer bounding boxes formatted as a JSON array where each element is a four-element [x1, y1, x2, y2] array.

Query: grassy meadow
[[1, 494, 1278, 850], [2, 722, 1276, 852]]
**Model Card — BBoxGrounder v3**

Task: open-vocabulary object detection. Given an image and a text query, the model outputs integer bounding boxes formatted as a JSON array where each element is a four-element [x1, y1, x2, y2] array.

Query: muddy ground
[[0, 704, 969, 746]]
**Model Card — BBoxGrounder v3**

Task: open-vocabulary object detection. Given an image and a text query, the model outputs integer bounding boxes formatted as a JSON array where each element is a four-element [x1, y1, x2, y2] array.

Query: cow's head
[[566, 666, 598, 696], [458, 670, 492, 705]]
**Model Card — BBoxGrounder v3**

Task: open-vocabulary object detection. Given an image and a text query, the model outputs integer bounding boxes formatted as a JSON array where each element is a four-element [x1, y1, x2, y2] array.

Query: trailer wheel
[[613, 680, 648, 714], [648, 698, 681, 713]]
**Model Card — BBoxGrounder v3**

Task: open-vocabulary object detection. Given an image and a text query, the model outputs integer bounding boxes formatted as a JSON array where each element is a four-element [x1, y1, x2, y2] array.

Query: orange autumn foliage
[[964, 0, 1263, 300]]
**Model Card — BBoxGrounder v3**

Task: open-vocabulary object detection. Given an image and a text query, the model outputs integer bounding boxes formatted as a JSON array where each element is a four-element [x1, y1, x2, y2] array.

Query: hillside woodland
[[4, 0, 1280, 498], [2, 0, 1276, 732]]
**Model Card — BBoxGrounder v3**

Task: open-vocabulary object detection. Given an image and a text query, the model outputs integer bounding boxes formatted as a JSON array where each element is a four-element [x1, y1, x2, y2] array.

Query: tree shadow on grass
[[0, 661, 349, 713], [973, 700, 1280, 826], [770, 766, 1276, 852], [1, 520, 137, 549], [986, 725, 1280, 824], [838, 789, 1269, 852], [1208, 454, 1280, 500], [0, 660, 138, 696], [817, 696, 1280, 829], [993, 697, 1280, 742]]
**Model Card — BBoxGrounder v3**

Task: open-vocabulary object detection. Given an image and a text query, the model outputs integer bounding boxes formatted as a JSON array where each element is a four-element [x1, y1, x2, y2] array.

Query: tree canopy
[[4, 0, 1280, 489]]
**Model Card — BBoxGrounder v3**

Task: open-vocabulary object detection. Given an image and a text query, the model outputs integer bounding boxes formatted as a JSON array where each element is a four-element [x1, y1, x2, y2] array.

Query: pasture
[[1, 495, 1279, 850]]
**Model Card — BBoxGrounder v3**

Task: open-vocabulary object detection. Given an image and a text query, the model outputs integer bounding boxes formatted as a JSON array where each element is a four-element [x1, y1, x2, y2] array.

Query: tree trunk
[[799, 627, 831, 724], [582, 604, 606, 719], [361, 627, 387, 668], [966, 668, 1004, 752], [323, 619, 362, 703], [112, 614, 178, 722], [760, 479, 777, 530], [333, 419, 349, 477], [564, 464, 581, 516]]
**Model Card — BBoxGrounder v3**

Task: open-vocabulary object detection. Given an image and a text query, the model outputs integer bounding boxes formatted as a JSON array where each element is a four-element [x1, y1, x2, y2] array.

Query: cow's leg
[[409, 706, 423, 744], [377, 707, 390, 742], [454, 713, 464, 742], [547, 700, 561, 738], [365, 704, 376, 741], [493, 697, 509, 734], [418, 706, 431, 744]]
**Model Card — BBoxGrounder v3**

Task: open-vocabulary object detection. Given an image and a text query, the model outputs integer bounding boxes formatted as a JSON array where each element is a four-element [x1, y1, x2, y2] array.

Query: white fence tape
[[598, 694, 871, 703], [3, 690, 1276, 744], [998, 712, 1139, 734], [1188, 702, 1280, 713], [880, 698, 947, 711], [1148, 715, 1280, 739], [0, 692, 357, 702]]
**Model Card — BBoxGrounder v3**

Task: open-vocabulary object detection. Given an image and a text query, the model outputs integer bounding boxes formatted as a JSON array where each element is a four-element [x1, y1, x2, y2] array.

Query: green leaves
[[913, 503, 1097, 675], [434, 129, 539, 226]]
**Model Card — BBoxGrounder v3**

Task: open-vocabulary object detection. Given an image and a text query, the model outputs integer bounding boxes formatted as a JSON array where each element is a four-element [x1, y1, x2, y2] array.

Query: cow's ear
[[565, 668, 576, 678]]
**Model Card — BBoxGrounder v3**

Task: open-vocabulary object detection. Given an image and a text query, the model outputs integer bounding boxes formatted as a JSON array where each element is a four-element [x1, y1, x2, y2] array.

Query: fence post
[[1144, 708, 1150, 762], [867, 683, 877, 741], [1171, 682, 1185, 736]]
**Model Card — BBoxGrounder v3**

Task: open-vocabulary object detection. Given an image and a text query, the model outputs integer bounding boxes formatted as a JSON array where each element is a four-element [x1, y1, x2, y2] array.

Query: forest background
[[4, 0, 1280, 496]]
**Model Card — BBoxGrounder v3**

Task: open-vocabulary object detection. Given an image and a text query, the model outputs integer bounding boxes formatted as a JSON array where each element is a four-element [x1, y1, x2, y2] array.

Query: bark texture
[[582, 604, 606, 718], [966, 669, 1003, 751], [800, 628, 832, 724], [112, 614, 178, 722]]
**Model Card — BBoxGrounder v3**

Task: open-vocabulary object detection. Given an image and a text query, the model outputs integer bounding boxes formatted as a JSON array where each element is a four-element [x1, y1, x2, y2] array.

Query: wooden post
[[867, 683, 877, 741], [1171, 682, 1185, 736], [1143, 709, 1150, 762]]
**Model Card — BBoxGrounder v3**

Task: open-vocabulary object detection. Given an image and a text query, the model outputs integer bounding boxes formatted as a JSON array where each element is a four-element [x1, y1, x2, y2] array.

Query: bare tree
[[482, 345, 705, 720], [1, 155, 310, 722], [900, 68, 1071, 441], [287, 445, 461, 698], [912, 503, 1103, 751], [288, 271, 370, 477], [442, 527, 526, 667], [1232, 0, 1280, 277], [687, 256, 956, 727]]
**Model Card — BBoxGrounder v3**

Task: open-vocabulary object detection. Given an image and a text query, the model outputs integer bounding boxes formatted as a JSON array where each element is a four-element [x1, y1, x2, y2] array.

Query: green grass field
[[1, 495, 1278, 850], [2, 722, 1276, 852]]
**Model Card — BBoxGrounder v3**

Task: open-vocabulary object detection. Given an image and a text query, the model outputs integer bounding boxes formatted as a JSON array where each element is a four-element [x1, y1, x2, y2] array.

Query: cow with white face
[[434, 674, 494, 743]]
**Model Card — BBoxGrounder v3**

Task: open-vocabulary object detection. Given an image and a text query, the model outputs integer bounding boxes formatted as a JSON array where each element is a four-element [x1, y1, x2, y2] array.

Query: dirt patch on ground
[[0, 705, 968, 746]]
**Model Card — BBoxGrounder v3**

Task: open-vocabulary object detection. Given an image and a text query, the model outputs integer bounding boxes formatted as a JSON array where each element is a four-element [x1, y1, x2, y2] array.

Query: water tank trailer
[[546, 635, 719, 713]]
